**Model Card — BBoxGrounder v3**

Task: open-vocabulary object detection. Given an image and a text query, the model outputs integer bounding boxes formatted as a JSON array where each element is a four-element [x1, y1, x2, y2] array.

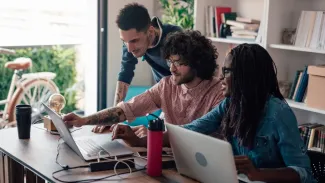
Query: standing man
[[93, 3, 182, 132]]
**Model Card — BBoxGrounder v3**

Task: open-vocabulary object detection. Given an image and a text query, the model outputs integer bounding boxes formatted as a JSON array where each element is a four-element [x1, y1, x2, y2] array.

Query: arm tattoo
[[85, 107, 126, 126], [113, 81, 129, 106]]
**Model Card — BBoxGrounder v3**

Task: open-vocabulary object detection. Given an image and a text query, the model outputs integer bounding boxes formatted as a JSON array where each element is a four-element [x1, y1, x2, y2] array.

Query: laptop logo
[[195, 152, 207, 167]]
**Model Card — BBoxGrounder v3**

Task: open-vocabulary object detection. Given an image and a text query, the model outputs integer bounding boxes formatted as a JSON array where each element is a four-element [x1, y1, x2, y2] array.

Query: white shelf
[[207, 37, 256, 45], [269, 44, 325, 54], [286, 99, 325, 115]]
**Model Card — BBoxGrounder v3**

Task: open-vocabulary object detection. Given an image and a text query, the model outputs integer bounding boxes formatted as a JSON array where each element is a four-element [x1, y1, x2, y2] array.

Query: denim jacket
[[183, 97, 316, 183]]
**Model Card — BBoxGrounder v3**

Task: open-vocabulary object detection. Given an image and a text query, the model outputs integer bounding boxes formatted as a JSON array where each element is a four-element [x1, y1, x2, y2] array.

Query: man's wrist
[[114, 81, 130, 106], [251, 168, 263, 181], [83, 116, 90, 125]]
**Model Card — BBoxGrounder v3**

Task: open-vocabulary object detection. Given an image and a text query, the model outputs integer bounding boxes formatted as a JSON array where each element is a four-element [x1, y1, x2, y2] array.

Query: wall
[[106, 0, 158, 107], [83, 0, 98, 115]]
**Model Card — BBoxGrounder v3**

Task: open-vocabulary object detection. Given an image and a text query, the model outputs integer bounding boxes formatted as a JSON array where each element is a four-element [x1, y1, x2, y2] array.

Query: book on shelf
[[288, 65, 325, 112], [226, 18, 261, 41], [203, 7, 262, 42], [288, 66, 309, 102], [320, 12, 325, 49], [225, 36, 255, 42], [310, 12, 324, 49], [205, 6, 232, 38], [205, 6, 210, 37], [208, 6, 217, 37], [236, 17, 260, 24], [294, 11, 325, 50], [215, 7, 231, 35], [299, 123, 325, 153], [221, 12, 237, 24], [230, 26, 244, 31], [292, 71, 303, 100], [226, 20, 259, 31], [231, 34, 256, 39], [288, 70, 303, 99], [294, 66, 309, 102], [306, 11, 317, 47], [232, 30, 258, 36]]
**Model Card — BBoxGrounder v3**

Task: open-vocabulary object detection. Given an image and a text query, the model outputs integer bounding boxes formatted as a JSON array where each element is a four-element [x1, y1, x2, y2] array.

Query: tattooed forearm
[[85, 107, 126, 126], [113, 81, 129, 106]]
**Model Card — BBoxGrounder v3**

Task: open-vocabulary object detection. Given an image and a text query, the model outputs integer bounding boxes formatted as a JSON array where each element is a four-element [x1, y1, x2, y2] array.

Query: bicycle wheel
[[8, 78, 59, 124]]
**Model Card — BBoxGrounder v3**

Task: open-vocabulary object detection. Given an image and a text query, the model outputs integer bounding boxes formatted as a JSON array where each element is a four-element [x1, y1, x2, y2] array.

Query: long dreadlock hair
[[219, 44, 284, 147]]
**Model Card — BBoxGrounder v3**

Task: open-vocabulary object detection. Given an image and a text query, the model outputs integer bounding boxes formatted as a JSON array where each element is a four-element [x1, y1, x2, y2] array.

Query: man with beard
[[63, 30, 224, 139], [92, 3, 182, 133]]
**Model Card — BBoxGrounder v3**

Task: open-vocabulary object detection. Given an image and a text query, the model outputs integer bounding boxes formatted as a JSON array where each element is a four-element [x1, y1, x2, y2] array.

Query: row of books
[[204, 6, 261, 42], [226, 18, 260, 40], [287, 66, 308, 102], [299, 123, 325, 153], [294, 11, 325, 50]]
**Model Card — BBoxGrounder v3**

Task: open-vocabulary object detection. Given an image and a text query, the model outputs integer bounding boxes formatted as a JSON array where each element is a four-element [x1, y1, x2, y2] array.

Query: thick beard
[[176, 69, 196, 85]]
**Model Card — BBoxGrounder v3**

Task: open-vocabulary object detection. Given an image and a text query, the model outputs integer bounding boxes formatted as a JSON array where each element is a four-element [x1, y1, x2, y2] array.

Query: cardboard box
[[306, 65, 325, 110], [43, 115, 57, 131]]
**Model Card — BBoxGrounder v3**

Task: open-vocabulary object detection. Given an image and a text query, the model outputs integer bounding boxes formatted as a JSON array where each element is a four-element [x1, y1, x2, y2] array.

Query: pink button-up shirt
[[117, 76, 224, 125]]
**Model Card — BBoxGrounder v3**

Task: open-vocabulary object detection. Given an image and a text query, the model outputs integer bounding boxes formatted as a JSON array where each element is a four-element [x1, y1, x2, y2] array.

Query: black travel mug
[[15, 104, 32, 139]]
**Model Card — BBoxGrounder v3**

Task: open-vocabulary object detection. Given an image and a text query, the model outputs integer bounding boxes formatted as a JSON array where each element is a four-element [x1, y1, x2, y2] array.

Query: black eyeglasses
[[222, 67, 233, 77], [166, 59, 188, 67]]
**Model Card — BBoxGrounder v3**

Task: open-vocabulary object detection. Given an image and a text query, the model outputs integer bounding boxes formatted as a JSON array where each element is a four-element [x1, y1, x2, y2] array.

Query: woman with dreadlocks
[[183, 44, 315, 183]]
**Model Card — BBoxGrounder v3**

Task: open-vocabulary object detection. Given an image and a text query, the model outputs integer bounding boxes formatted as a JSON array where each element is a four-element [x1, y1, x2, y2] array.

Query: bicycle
[[0, 48, 60, 128]]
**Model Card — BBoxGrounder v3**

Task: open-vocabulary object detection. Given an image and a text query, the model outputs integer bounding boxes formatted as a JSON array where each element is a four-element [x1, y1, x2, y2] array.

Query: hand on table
[[92, 125, 110, 133], [235, 156, 260, 181], [111, 124, 142, 147], [131, 125, 147, 138]]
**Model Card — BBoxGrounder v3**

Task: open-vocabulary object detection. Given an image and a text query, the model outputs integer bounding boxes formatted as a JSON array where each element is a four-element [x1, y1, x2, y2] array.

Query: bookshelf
[[194, 0, 325, 124], [208, 37, 256, 44], [194, 0, 266, 72], [269, 44, 325, 54], [286, 99, 325, 115]]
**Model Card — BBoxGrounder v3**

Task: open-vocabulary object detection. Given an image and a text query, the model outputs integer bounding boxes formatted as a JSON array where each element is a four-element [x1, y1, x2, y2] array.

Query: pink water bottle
[[146, 114, 164, 177]]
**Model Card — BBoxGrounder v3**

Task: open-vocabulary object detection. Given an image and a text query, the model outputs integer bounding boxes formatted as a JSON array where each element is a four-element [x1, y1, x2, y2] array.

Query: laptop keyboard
[[76, 139, 105, 157]]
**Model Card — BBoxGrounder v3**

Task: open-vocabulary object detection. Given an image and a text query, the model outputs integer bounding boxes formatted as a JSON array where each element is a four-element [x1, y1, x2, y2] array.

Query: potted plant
[[159, 0, 194, 29]]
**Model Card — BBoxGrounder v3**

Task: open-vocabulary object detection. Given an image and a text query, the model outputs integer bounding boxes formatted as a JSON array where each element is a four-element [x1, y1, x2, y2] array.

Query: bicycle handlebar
[[0, 48, 16, 54]]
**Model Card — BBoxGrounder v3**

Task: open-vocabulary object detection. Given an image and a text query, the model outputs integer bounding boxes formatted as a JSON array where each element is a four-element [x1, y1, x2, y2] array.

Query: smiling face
[[168, 55, 196, 85], [221, 54, 233, 97], [119, 27, 154, 58]]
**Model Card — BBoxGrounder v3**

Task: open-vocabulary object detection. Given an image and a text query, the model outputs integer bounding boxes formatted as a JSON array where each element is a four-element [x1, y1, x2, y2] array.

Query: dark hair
[[162, 30, 218, 80], [220, 44, 284, 147], [116, 3, 151, 32]]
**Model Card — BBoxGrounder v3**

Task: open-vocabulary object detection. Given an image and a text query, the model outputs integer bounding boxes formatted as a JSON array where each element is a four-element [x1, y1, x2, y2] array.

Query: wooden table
[[0, 124, 197, 183]]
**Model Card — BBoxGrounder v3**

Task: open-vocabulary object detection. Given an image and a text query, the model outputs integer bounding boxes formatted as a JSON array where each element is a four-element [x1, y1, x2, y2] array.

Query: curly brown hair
[[162, 30, 219, 80]]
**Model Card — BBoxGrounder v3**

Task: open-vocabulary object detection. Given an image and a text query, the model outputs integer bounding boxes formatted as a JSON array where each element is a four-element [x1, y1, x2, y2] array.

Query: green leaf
[[159, 0, 194, 29]]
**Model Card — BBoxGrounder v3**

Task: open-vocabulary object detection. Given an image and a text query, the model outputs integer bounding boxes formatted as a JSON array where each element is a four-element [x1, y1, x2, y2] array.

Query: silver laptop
[[166, 123, 265, 183], [42, 103, 134, 161]]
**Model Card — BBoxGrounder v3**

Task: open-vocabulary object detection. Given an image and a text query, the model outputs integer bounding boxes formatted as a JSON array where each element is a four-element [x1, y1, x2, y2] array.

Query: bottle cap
[[148, 118, 165, 131], [15, 104, 32, 114]]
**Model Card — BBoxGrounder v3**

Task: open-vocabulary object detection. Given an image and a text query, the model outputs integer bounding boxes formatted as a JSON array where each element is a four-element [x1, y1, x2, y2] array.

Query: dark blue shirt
[[184, 96, 316, 183], [118, 18, 182, 84]]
